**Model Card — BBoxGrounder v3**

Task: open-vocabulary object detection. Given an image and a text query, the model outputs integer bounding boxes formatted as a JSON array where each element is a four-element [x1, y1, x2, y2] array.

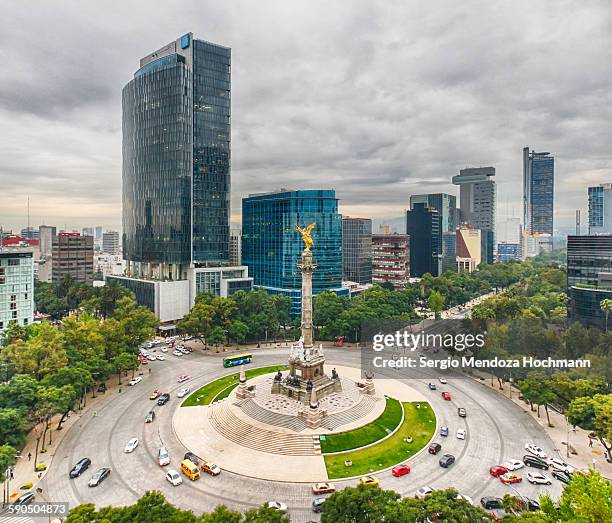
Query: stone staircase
[[208, 402, 320, 455], [322, 395, 379, 430], [235, 399, 308, 432]]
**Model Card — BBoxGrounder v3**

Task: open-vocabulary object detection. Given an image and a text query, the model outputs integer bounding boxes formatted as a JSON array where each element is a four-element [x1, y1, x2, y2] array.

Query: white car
[[160, 347, 168, 353], [156, 355, 165, 361], [166, 469, 182, 486], [456, 429, 466, 440], [177, 387, 191, 398], [184, 336, 193, 341], [158, 447, 170, 466], [266, 501, 287, 512], [527, 472, 552, 485], [456, 493, 473, 505], [179, 347, 190, 354], [128, 377, 142, 386], [525, 443, 547, 459], [503, 459, 524, 471], [173, 350, 183, 357], [124, 438, 139, 453], [415, 486, 435, 499], [547, 457, 573, 473], [147, 354, 156, 361], [438, 377, 448, 384]]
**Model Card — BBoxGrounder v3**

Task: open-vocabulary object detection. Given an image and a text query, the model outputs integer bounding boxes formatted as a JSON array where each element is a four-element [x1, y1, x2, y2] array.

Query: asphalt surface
[[37, 345, 564, 523]]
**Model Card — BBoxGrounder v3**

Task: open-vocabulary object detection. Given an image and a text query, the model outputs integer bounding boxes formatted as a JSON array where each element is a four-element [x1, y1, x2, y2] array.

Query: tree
[[427, 290, 446, 319], [200, 505, 242, 523], [518, 372, 557, 424], [0, 444, 17, 483], [242, 506, 290, 523], [177, 301, 214, 348], [0, 408, 28, 447], [0, 374, 39, 410], [112, 353, 139, 384], [0, 321, 28, 347], [321, 484, 400, 522], [61, 314, 105, 365], [42, 367, 93, 427], [567, 394, 612, 460], [601, 298, 612, 332], [208, 326, 227, 348], [556, 469, 612, 522], [392, 488, 490, 521], [228, 320, 249, 344], [111, 295, 158, 350]]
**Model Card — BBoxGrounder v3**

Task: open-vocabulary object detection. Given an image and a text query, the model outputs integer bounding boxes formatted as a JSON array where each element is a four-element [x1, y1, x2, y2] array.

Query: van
[[180, 459, 200, 481]]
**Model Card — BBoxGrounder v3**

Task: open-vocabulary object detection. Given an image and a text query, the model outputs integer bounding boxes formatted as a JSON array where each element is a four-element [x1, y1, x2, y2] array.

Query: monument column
[[297, 250, 316, 349]]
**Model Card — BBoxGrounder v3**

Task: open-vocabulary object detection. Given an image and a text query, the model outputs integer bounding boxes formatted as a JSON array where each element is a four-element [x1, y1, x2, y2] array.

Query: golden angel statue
[[295, 223, 316, 252]]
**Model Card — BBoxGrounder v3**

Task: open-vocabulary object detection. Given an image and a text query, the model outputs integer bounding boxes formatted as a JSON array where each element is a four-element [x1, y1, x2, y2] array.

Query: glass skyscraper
[[242, 190, 346, 315], [523, 148, 554, 236], [342, 217, 372, 284], [122, 33, 230, 280], [588, 183, 612, 235], [406, 203, 442, 277]]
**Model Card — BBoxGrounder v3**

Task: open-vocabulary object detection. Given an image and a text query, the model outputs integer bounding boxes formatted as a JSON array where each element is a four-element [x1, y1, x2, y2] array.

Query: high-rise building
[[20, 227, 39, 240], [406, 203, 441, 277], [0, 251, 34, 332], [229, 229, 242, 266], [102, 231, 120, 255], [94, 226, 103, 241], [452, 167, 496, 264], [456, 226, 482, 272], [122, 32, 231, 280], [371, 234, 409, 289], [52, 232, 94, 285], [342, 217, 372, 284], [82, 227, 94, 237], [410, 193, 457, 272], [588, 183, 612, 235], [496, 217, 522, 261], [523, 147, 554, 236], [38, 225, 56, 258], [242, 189, 346, 315]]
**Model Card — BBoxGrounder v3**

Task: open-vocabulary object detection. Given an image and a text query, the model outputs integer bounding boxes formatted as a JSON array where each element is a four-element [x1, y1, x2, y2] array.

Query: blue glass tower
[[122, 33, 230, 280], [523, 148, 554, 235], [242, 190, 346, 315]]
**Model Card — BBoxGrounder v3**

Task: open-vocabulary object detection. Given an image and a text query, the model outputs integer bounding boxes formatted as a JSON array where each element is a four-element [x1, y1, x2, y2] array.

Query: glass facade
[[567, 235, 612, 287], [122, 34, 230, 269], [523, 149, 554, 235], [588, 184, 612, 234], [342, 218, 372, 283], [406, 203, 442, 277], [569, 286, 612, 329], [0, 252, 35, 331]]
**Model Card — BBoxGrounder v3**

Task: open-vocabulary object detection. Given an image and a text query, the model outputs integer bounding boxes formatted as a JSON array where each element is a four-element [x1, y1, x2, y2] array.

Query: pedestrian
[[588, 437, 593, 448], [10, 468, 14, 480], [149, 368, 152, 374], [28, 452, 32, 461]]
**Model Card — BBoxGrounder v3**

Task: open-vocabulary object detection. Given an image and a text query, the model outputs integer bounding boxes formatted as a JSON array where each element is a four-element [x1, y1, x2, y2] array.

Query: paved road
[[40, 347, 563, 522]]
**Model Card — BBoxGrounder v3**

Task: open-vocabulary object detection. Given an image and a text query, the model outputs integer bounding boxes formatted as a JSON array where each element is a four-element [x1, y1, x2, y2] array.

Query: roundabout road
[[42, 347, 563, 522]]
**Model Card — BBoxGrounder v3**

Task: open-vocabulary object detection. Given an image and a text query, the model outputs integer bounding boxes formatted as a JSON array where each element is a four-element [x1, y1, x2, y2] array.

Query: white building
[[0, 251, 34, 332]]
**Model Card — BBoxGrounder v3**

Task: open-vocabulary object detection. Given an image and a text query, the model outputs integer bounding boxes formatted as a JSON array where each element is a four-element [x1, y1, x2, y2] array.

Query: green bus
[[222, 353, 253, 368]]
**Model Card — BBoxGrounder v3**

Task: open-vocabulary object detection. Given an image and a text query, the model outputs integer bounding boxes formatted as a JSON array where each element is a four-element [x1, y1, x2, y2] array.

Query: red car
[[391, 464, 411, 477], [489, 465, 509, 477], [312, 482, 336, 494], [177, 374, 190, 383], [500, 473, 522, 484], [441, 391, 451, 401]]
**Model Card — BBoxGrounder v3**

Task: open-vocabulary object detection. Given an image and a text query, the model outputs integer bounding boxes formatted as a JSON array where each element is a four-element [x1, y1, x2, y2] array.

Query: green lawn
[[324, 402, 436, 479], [181, 365, 288, 407], [320, 397, 402, 453]]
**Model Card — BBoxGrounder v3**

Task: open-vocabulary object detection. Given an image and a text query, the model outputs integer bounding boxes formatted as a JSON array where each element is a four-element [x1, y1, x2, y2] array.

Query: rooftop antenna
[[27, 196, 30, 232], [575, 210, 581, 235]]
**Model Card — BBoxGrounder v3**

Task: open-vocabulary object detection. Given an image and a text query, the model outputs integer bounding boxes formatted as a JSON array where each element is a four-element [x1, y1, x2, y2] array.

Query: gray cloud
[[0, 0, 611, 233]]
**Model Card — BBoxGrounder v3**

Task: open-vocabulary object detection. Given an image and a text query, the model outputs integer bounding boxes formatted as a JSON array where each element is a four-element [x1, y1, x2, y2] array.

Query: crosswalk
[[0, 514, 36, 523]]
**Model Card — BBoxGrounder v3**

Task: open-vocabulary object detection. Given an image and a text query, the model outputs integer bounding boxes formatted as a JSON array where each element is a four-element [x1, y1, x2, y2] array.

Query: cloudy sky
[[1, 0, 611, 233]]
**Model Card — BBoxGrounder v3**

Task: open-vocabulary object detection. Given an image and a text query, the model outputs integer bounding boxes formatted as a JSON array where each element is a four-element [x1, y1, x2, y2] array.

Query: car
[[440, 426, 449, 437], [147, 354, 156, 361], [312, 482, 336, 494], [442, 391, 451, 401], [439, 377, 448, 384], [312, 497, 326, 513], [439, 454, 455, 468], [428, 382, 437, 390], [184, 335, 193, 340], [428, 442, 442, 455], [146, 342, 154, 349], [145, 410, 155, 423], [456, 429, 466, 440], [69, 457, 91, 478], [177, 374, 190, 383], [173, 350, 183, 357], [481, 496, 503, 510], [415, 486, 434, 499], [456, 493, 474, 505], [489, 465, 509, 477], [184, 452, 200, 465], [149, 389, 161, 400], [124, 438, 139, 453], [156, 355, 165, 361], [13, 492, 35, 505], [358, 475, 379, 487], [500, 472, 522, 484], [160, 346, 168, 353], [266, 501, 288, 512], [179, 347, 190, 354], [457, 407, 466, 417], [183, 346, 193, 353], [166, 469, 182, 486], [128, 377, 142, 386], [525, 443, 547, 459], [157, 393, 170, 406], [522, 455, 549, 470], [201, 461, 221, 476], [158, 447, 170, 466], [522, 498, 541, 512], [552, 469, 572, 484], [177, 387, 191, 398], [547, 457, 573, 473], [88, 467, 111, 487], [502, 459, 524, 471], [526, 472, 552, 485], [140, 359, 148, 365], [391, 464, 411, 477]]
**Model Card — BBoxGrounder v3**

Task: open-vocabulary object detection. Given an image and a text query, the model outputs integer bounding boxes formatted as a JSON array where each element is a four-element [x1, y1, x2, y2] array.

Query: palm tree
[[601, 298, 612, 332]]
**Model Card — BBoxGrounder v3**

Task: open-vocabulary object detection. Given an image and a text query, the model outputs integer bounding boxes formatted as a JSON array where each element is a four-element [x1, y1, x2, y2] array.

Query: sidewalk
[[472, 370, 612, 478]]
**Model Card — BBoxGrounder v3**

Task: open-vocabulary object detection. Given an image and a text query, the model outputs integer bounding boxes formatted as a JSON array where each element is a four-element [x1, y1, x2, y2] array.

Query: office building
[[82, 227, 94, 238], [497, 243, 522, 262], [456, 226, 482, 272], [242, 189, 346, 315], [95, 226, 103, 241], [20, 227, 39, 240], [523, 147, 554, 236], [521, 232, 552, 259], [410, 193, 457, 272], [342, 217, 372, 284], [38, 225, 56, 258], [588, 183, 612, 235], [229, 229, 242, 266], [497, 217, 521, 245], [406, 203, 441, 277], [371, 234, 409, 289], [0, 251, 34, 332], [52, 232, 94, 285], [452, 167, 496, 263], [102, 231, 120, 255]]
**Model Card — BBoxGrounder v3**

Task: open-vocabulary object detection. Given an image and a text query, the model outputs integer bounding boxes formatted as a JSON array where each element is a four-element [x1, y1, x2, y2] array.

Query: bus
[[180, 460, 200, 481], [222, 353, 253, 368]]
